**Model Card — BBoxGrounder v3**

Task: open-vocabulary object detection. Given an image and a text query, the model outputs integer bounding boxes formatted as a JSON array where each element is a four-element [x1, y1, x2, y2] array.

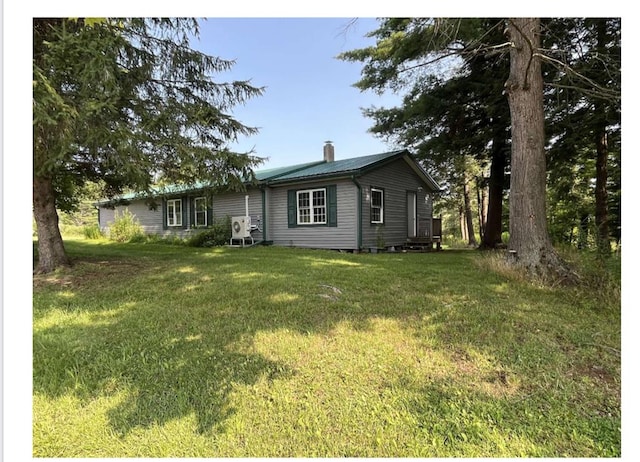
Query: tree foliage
[[33, 18, 264, 272], [543, 18, 621, 253], [339, 18, 511, 248], [340, 17, 621, 265]]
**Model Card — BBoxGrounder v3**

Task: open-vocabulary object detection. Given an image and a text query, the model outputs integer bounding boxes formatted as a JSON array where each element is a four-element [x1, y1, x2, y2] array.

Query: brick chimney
[[323, 140, 334, 162]]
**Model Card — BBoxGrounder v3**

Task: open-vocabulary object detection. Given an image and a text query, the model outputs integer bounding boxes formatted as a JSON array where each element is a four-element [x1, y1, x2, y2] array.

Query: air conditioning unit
[[231, 216, 252, 239]]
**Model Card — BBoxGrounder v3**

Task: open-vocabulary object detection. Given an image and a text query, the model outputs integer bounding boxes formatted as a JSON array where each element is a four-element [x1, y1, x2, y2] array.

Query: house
[[96, 142, 442, 251]]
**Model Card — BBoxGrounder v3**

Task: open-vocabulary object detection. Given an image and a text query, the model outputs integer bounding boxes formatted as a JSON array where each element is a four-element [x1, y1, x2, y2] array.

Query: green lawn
[[33, 239, 621, 457]]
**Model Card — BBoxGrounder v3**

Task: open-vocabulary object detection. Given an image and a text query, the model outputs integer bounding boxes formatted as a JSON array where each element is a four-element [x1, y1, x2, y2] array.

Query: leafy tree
[[33, 18, 264, 273]]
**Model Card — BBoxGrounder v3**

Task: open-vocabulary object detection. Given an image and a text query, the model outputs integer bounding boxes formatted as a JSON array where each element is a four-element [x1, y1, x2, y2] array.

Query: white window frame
[[166, 198, 182, 227], [297, 188, 327, 225], [371, 188, 384, 224], [194, 196, 207, 227]]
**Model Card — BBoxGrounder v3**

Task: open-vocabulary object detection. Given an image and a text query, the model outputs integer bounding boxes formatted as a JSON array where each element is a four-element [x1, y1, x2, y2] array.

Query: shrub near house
[[107, 209, 144, 243]]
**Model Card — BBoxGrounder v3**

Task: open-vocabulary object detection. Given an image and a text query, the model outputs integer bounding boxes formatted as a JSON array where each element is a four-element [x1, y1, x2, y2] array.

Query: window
[[194, 197, 207, 227], [287, 185, 337, 228], [371, 188, 384, 224], [297, 188, 326, 225], [166, 198, 182, 227]]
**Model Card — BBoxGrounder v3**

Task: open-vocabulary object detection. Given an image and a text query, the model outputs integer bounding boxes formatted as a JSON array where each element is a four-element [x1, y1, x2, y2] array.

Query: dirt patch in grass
[[572, 362, 618, 386], [33, 257, 151, 290], [451, 348, 478, 375]]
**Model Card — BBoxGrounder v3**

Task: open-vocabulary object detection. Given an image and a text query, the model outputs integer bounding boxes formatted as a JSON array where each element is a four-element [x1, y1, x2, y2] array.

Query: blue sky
[[192, 17, 402, 169]]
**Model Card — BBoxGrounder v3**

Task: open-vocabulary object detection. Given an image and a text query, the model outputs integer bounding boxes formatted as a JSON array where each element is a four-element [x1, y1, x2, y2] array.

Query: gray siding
[[268, 179, 358, 249], [209, 188, 264, 241], [359, 158, 435, 249], [99, 200, 168, 235], [98, 187, 265, 241], [97, 157, 435, 250]]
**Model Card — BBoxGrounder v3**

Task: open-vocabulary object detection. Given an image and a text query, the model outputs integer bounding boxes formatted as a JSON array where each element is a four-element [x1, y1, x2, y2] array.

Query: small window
[[194, 197, 207, 227], [371, 188, 384, 224], [167, 198, 182, 227], [297, 188, 326, 225]]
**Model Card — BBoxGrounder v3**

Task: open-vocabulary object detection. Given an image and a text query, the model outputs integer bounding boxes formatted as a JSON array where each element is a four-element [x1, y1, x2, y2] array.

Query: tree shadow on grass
[[34, 299, 295, 436], [33, 248, 305, 437], [33, 244, 404, 439], [33, 242, 619, 453]]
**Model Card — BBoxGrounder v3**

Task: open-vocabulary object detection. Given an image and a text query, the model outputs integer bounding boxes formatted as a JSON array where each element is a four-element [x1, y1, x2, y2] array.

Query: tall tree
[[544, 18, 621, 255], [342, 17, 620, 268], [33, 18, 264, 273], [504, 18, 572, 279], [339, 18, 511, 249]]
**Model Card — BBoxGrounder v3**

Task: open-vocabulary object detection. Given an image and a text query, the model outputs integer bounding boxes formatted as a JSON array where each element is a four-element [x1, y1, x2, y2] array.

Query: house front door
[[407, 191, 417, 238]]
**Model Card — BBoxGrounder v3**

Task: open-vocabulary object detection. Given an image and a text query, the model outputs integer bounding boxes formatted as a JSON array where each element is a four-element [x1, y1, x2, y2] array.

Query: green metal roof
[[96, 149, 441, 205], [268, 150, 407, 183], [264, 149, 441, 192], [252, 160, 325, 181]]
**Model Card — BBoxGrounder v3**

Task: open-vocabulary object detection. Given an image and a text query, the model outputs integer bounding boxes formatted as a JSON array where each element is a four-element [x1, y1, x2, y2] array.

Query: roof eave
[[266, 170, 360, 186], [401, 153, 442, 192]]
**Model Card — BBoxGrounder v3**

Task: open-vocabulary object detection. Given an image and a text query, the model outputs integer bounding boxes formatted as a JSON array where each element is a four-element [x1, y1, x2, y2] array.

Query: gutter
[[351, 175, 363, 250], [260, 186, 268, 242], [266, 171, 359, 188]]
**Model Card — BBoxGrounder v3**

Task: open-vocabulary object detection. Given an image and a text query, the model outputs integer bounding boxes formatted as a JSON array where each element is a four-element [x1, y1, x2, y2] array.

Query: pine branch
[[538, 53, 620, 102]]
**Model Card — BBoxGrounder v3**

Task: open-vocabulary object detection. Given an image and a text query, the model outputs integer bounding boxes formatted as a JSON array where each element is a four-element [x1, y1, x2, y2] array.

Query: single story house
[[96, 142, 442, 251]]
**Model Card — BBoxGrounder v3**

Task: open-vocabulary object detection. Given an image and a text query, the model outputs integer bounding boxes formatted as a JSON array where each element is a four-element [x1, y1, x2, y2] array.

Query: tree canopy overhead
[[33, 18, 265, 273]]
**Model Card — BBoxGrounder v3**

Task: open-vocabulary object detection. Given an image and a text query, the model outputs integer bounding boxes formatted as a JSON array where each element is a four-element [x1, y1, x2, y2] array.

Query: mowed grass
[[33, 239, 621, 457]]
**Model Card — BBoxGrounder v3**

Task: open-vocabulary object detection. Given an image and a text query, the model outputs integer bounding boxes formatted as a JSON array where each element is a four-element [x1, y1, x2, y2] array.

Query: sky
[[191, 17, 402, 169]]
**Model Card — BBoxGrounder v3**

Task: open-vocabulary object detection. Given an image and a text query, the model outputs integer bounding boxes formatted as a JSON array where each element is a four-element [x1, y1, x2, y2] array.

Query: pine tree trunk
[[480, 132, 507, 249], [594, 19, 610, 257], [459, 205, 467, 242], [33, 175, 70, 273], [476, 179, 485, 241], [504, 18, 573, 281], [595, 127, 609, 255], [463, 173, 477, 246]]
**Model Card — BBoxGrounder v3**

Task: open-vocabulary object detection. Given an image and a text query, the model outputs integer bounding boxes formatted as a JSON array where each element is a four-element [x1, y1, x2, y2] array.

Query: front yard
[[32, 240, 621, 457]]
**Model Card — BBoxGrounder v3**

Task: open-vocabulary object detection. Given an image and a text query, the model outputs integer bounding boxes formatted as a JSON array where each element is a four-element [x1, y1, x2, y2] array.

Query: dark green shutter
[[327, 185, 337, 227], [189, 196, 195, 227], [206, 197, 213, 227], [182, 197, 188, 229], [162, 199, 168, 230], [287, 190, 297, 228]]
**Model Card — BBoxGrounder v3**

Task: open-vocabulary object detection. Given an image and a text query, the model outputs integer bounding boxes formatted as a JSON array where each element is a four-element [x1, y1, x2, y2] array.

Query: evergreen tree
[[339, 18, 511, 249], [543, 18, 621, 255], [33, 18, 264, 273], [341, 17, 621, 273], [504, 18, 572, 279]]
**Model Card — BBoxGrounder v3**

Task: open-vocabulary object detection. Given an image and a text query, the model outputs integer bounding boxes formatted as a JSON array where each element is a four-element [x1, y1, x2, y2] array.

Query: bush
[[83, 224, 104, 240], [154, 235, 186, 246], [108, 209, 144, 243], [128, 233, 149, 244], [187, 216, 232, 247]]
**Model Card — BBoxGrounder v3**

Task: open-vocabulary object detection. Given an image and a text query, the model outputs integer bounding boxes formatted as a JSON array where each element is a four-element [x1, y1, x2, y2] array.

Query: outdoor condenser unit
[[231, 216, 252, 239]]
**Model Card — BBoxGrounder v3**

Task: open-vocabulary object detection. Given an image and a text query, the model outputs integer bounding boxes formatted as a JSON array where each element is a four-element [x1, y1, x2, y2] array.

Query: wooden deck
[[402, 237, 442, 252], [402, 217, 442, 252]]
